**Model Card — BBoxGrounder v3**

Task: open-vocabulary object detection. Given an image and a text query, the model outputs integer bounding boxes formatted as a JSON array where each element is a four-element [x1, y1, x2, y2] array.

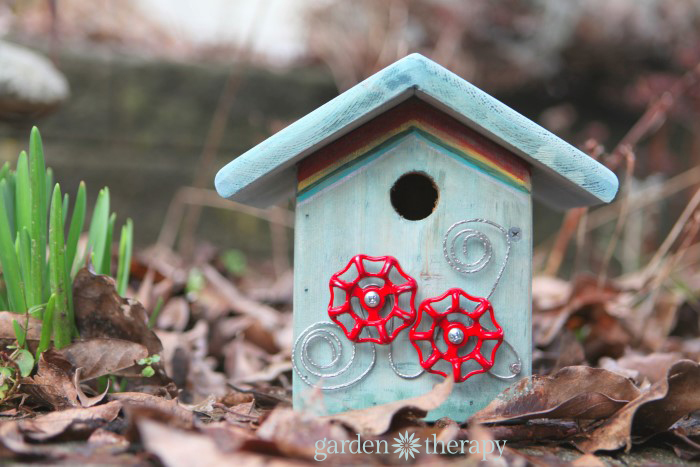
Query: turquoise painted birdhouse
[[215, 54, 618, 420]]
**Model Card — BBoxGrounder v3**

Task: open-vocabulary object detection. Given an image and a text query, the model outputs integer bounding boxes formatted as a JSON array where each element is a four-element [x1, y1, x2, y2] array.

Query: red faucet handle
[[328, 254, 417, 344], [409, 288, 504, 382]]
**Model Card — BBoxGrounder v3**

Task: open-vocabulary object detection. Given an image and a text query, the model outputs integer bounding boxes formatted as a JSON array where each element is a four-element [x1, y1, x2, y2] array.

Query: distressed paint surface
[[297, 99, 531, 196], [216, 53, 618, 209], [293, 133, 532, 421]]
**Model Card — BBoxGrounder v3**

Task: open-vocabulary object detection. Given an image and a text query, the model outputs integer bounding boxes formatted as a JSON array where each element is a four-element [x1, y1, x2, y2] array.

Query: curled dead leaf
[[471, 366, 640, 424], [18, 400, 122, 441], [58, 338, 149, 381], [74, 368, 110, 407], [0, 311, 41, 347], [73, 268, 162, 355], [578, 360, 700, 453], [599, 352, 682, 384], [138, 418, 300, 467], [23, 349, 79, 409], [109, 392, 194, 427], [322, 376, 454, 436], [256, 408, 350, 461]]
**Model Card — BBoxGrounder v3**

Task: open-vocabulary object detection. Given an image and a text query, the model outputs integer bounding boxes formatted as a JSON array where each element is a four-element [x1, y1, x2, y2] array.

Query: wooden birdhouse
[[215, 54, 618, 420]]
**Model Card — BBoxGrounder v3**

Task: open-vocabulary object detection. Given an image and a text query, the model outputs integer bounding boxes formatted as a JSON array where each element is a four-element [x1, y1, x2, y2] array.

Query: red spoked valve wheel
[[409, 289, 504, 382], [328, 255, 417, 344]]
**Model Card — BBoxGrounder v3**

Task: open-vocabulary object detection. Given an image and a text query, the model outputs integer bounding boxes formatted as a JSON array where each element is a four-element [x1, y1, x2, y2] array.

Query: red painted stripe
[[297, 98, 530, 185]]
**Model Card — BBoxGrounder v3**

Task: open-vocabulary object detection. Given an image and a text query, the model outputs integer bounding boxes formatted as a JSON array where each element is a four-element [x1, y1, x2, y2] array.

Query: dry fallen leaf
[[156, 296, 190, 331], [74, 368, 110, 407], [578, 360, 700, 453], [73, 268, 162, 355], [139, 418, 303, 467], [599, 351, 682, 384], [256, 408, 351, 460], [0, 311, 41, 347], [323, 376, 454, 436], [533, 275, 621, 348], [471, 366, 640, 424], [109, 392, 194, 426], [58, 338, 149, 381], [23, 349, 79, 409], [157, 321, 228, 403], [18, 400, 122, 441]]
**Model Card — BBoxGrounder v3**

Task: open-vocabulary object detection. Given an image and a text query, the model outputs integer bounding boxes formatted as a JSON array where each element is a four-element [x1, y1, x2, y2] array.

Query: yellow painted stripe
[[298, 119, 531, 193]]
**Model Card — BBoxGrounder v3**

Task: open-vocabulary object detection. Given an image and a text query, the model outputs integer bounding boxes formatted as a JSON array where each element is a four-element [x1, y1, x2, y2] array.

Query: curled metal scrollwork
[[292, 321, 375, 390]]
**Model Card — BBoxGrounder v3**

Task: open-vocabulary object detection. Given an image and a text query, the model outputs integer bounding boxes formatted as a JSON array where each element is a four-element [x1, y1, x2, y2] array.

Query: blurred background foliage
[[0, 0, 699, 278]]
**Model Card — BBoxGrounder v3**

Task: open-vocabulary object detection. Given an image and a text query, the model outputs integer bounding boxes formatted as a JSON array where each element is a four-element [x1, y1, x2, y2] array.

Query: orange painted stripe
[[297, 99, 530, 193]]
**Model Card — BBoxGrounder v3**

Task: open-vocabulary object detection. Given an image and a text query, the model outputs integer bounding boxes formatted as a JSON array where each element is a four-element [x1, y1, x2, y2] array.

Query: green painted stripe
[[297, 129, 530, 203]]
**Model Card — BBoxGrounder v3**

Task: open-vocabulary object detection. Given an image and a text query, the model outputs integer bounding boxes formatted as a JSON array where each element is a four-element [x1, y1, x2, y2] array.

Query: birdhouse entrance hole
[[390, 172, 438, 221]]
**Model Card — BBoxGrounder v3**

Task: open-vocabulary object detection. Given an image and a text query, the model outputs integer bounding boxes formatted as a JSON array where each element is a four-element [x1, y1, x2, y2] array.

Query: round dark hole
[[390, 172, 438, 221]]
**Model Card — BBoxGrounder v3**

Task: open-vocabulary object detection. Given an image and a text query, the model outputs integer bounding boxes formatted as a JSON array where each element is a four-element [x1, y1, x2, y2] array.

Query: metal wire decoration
[[442, 218, 522, 379], [292, 321, 376, 390], [442, 218, 511, 299], [293, 285, 422, 387]]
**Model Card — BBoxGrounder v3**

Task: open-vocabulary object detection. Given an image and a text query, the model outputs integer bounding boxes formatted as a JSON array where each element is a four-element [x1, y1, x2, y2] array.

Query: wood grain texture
[[215, 53, 618, 210], [297, 98, 531, 196], [293, 133, 532, 421]]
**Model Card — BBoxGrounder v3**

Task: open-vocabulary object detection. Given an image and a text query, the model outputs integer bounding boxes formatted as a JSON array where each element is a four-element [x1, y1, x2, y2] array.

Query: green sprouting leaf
[[221, 249, 247, 277], [49, 184, 71, 349], [150, 354, 161, 363], [141, 366, 155, 378], [0, 292, 8, 311], [13, 349, 34, 377], [186, 268, 205, 296], [17, 228, 34, 307], [0, 186, 26, 313], [137, 358, 147, 365], [116, 219, 133, 296], [66, 182, 86, 277], [36, 294, 55, 360], [28, 303, 44, 320], [148, 296, 163, 329], [0, 161, 9, 181], [62, 193, 69, 226], [29, 127, 48, 303], [87, 188, 109, 275], [101, 212, 116, 276], [45, 167, 53, 217], [12, 319, 25, 347], [0, 179, 15, 239], [15, 151, 31, 240]]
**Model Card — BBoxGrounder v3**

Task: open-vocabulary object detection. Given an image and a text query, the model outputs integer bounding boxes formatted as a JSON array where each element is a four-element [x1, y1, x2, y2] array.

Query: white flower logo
[[392, 431, 421, 460]]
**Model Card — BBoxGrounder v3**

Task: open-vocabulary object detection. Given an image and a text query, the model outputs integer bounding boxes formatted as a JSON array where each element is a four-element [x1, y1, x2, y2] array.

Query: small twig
[[608, 61, 700, 168], [598, 147, 636, 285], [543, 207, 587, 277], [586, 165, 700, 232], [641, 186, 700, 286], [157, 187, 294, 251], [178, 1, 271, 258]]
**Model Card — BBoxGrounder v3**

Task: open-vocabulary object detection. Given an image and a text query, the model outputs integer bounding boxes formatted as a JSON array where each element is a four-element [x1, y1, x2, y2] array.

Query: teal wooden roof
[[215, 54, 618, 209]]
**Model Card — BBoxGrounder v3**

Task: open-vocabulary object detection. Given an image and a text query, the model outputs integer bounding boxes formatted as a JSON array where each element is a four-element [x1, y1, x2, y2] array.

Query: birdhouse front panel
[[292, 98, 532, 419]]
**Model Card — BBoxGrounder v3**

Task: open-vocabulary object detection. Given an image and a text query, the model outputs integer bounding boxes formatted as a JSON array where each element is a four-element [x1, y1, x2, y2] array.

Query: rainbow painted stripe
[[297, 99, 531, 197]]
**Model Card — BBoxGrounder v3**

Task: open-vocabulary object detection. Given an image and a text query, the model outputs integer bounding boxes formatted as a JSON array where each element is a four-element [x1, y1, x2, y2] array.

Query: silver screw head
[[447, 328, 465, 345], [364, 291, 381, 308], [509, 227, 522, 242], [509, 362, 522, 375]]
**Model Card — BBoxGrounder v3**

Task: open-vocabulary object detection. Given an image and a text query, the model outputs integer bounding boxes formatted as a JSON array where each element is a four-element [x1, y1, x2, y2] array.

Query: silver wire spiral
[[442, 218, 511, 299], [292, 321, 375, 390]]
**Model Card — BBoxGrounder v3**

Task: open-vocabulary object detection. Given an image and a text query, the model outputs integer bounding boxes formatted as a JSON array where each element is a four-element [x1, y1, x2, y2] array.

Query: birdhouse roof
[[215, 54, 618, 210]]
